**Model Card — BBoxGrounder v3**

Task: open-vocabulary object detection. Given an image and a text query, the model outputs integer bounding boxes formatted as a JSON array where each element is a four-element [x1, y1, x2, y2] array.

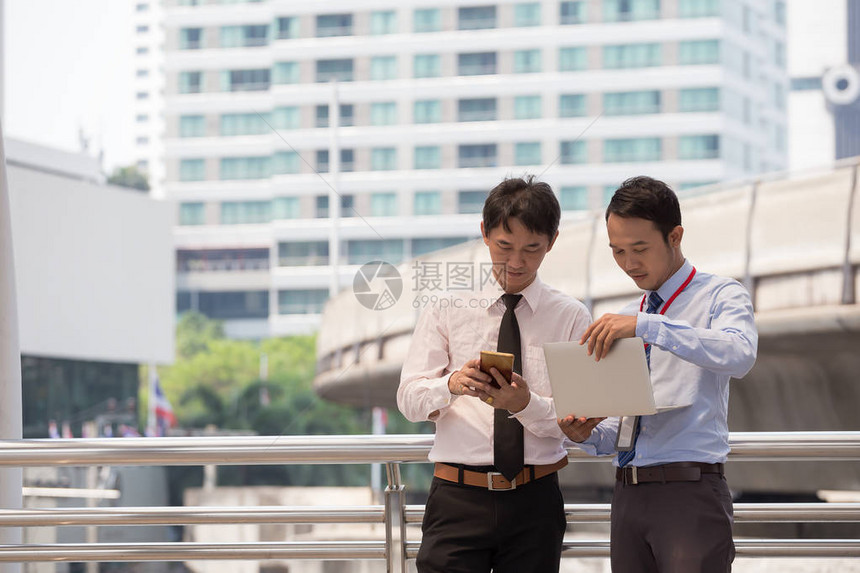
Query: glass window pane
[[679, 39, 720, 65], [370, 192, 398, 216], [513, 49, 542, 73], [679, 87, 720, 112], [317, 14, 353, 37], [678, 0, 720, 18], [514, 95, 542, 120], [220, 157, 272, 180], [458, 6, 496, 30], [370, 56, 398, 80], [414, 54, 441, 78], [458, 144, 497, 168], [604, 138, 662, 162], [678, 134, 720, 159], [559, 94, 587, 117], [458, 52, 497, 76], [560, 1, 587, 24], [603, 91, 661, 115], [179, 202, 206, 225], [559, 47, 587, 71], [604, 0, 660, 22], [220, 200, 272, 224], [179, 115, 206, 137], [180, 28, 203, 50], [603, 44, 662, 69], [414, 8, 441, 33], [414, 100, 442, 123], [273, 197, 301, 219], [371, 148, 398, 170], [560, 140, 587, 164], [278, 289, 329, 314], [414, 191, 442, 215], [514, 3, 541, 27], [414, 146, 441, 169], [276, 17, 299, 39], [178, 71, 202, 94], [370, 10, 397, 35], [458, 98, 497, 122], [515, 142, 541, 166], [347, 240, 404, 264], [220, 112, 270, 136], [559, 187, 588, 211], [273, 106, 300, 129], [273, 61, 299, 84], [273, 151, 301, 174], [370, 102, 398, 126], [316, 59, 354, 82], [458, 190, 487, 214], [179, 159, 206, 181]]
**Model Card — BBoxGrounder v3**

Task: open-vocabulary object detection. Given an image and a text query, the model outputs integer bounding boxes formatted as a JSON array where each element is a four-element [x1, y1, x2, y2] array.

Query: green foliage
[[107, 165, 150, 192]]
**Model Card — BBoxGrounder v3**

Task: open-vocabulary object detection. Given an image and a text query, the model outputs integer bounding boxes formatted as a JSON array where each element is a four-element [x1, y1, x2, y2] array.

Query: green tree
[[107, 165, 150, 192]]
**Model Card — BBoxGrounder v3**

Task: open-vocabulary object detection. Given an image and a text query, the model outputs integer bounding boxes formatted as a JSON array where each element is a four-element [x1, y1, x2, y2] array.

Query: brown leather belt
[[616, 462, 724, 485], [434, 458, 568, 491]]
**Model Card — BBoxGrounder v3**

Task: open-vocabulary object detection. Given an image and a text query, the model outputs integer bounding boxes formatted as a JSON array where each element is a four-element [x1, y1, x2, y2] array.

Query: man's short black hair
[[482, 176, 560, 241], [606, 176, 682, 241]]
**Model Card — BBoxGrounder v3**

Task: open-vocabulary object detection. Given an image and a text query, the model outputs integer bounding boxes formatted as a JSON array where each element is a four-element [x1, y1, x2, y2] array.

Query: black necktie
[[494, 293, 524, 481]]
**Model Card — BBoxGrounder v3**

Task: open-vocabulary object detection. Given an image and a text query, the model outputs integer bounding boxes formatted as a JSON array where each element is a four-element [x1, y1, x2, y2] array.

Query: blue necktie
[[617, 291, 664, 468]]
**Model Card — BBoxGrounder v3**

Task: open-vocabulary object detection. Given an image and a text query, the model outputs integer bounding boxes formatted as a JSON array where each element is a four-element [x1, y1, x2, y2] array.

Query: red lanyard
[[639, 267, 696, 348]]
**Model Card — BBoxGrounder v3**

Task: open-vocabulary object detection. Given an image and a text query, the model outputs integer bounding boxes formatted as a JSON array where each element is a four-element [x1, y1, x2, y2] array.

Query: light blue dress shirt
[[576, 259, 758, 466]]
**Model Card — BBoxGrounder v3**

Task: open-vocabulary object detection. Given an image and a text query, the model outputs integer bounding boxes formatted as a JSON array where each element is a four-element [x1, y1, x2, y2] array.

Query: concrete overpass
[[314, 161, 860, 493]]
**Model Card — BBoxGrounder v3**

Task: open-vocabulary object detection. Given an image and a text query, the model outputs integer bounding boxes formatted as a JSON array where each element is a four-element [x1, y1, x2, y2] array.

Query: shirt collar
[[489, 274, 544, 314], [651, 259, 693, 303]]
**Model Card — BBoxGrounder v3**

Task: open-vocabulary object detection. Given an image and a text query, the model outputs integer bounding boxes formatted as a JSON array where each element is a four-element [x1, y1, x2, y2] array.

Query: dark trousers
[[610, 473, 735, 573], [417, 472, 566, 573]]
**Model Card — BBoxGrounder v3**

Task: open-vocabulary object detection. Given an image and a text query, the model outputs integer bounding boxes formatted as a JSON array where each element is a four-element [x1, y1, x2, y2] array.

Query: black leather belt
[[616, 462, 724, 485]]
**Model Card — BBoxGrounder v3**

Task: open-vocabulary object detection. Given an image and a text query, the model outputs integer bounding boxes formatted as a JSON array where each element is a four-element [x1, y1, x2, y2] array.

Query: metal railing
[[0, 432, 858, 569]]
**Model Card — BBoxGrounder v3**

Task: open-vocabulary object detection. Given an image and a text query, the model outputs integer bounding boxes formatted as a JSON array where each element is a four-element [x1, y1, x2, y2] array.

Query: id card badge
[[615, 416, 638, 452]]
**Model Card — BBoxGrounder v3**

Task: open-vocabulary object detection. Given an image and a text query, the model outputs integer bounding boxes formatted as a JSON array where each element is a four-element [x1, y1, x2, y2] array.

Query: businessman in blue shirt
[[559, 176, 758, 573]]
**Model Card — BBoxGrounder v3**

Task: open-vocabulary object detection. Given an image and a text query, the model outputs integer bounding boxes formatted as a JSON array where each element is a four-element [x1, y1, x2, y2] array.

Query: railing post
[[384, 462, 407, 573], [842, 162, 858, 304]]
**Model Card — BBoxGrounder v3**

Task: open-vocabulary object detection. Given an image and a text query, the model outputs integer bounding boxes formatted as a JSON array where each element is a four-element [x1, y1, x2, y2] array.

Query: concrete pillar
[[0, 118, 24, 573]]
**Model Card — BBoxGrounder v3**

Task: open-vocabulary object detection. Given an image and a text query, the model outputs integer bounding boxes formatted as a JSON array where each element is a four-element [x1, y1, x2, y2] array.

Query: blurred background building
[[152, 0, 789, 338]]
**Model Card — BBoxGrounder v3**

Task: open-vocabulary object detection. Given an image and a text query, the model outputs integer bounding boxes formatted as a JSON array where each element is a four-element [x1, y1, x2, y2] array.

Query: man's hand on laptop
[[580, 314, 637, 361], [558, 415, 606, 442]]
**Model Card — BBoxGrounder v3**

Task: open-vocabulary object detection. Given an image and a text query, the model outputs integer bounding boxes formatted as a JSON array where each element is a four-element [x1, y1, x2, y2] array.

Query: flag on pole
[[151, 370, 177, 435]]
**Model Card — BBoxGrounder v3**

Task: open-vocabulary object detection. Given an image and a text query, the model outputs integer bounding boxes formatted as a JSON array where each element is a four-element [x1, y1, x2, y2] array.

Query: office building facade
[[159, 0, 788, 337]]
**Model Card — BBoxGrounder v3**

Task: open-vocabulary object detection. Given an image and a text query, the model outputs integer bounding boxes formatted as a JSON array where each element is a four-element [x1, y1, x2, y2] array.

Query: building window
[[178, 71, 202, 94], [514, 95, 542, 120], [790, 77, 822, 91], [180, 28, 203, 50], [179, 202, 206, 225], [279, 242, 328, 266], [371, 10, 397, 35], [414, 146, 441, 169], [414, 191, 442, 216], [179, 159, 206, 181], [560, 1, 586, 24], [273, 106, 300, 129], [220, 157, 271, 180], [414, 8, 441, 33], [559, 94, 587, 117], [347, 239, 404, 265], [273, 62, 300, 84], [678, 135, 720, 159], [370, 102, 398, 126], [414, 54, 441, 78], [136, 69, 149, 78], [136, 136, 149, 145], [458, 190, 487, 214], [221, 200, 272, 224], [678, 0, 720, 18], [198, 291, 269, 320], [513, 49, 542, 73], [604, 138, 662, 162], [458, 98, 497, 122], [514, 3, 541, 27], [414, 100, 442, 123], [371, 192, 398, 216], [603, 44, 662, 69], [458, 6, 497, 30], [273, 197, 301, 219], [371, 148, 398, 171], [370, 56, 398, 80], [221, 69, 270, 91], [679, 40, 720, 65], [221, 25, 270, 48], [603, 185, 619, 205], [458, 144, 497, 168], [317, 14, 353, 37], [273, 151, 301, 174], [604, 0, 661, 22], [313, 150, 354, 174], [559, 187, 588, 211], [136, 3, 149, 12], [603, 90, 661, 115], [316, 195, 329, 218], [136, 114, 149, 123], [276, 17, 299, 39], [679, 87, 720, 112], [278, 290, 329, 314], [515, 142, 541, 166], [316, 59, 354, 82], [560, 140, 587, 164], [136, 46, 149, 55], [136, 92, 149, 100], [458, 52, 497, 76], [316, 150, 329, 173], [774, 0, 786, 26], [314, 104, 354, 128], [179, 115, 206, 137], [559, 47, 587, 71], [137, 25, 149, 34]]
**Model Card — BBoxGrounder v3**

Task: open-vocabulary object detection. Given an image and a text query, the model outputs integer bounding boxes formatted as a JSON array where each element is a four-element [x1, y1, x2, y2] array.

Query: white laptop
[[543, 338, 658, 419]]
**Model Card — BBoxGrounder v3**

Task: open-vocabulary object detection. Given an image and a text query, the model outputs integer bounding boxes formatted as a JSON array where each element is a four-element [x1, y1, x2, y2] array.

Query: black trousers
[[610, 473, 735, 573], [417, 472, 566, 573]]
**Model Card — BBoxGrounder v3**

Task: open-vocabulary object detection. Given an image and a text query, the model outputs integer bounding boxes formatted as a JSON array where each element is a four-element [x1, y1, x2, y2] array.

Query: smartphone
[[480, 351, 515, 389]]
